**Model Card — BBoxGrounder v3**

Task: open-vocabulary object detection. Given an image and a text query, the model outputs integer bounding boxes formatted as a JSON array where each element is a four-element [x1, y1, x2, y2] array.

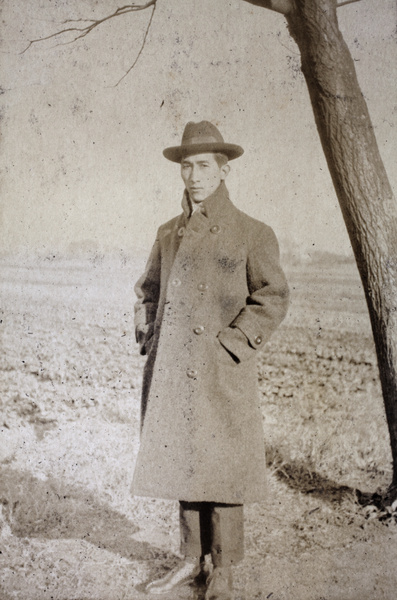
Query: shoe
[[146, 560, 204, 594], [192, 559, 212, 588], [204, 566, 234, 600]]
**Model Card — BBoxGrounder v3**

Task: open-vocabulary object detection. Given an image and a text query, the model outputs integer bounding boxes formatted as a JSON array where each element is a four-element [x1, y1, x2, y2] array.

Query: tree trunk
[[285, 0, 397, 494]]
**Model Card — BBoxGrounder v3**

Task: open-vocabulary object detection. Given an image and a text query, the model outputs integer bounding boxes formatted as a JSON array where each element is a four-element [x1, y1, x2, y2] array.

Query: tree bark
[[282, 0, 397, 493]]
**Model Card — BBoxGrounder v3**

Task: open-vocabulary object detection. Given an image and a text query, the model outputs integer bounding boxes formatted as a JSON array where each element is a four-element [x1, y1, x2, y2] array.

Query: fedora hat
[[163, 121, 244, 163]]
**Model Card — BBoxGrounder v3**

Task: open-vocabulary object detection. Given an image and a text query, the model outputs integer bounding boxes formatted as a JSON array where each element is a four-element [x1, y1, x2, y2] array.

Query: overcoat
[[132, 183, 289, 503]]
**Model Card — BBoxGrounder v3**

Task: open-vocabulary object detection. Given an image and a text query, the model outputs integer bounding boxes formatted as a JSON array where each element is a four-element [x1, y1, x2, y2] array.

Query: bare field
[[1, 255, 397, 600]]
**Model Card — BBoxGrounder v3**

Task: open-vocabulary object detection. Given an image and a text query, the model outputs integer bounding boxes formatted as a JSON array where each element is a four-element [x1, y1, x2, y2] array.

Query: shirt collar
[[181, 191, 205, 218], [181, 182, 231, 220]]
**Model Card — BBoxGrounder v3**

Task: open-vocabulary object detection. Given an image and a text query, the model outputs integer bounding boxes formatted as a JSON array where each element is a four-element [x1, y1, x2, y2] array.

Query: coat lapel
[[177, 182, 235, 248], [202, 181, 234, 224]]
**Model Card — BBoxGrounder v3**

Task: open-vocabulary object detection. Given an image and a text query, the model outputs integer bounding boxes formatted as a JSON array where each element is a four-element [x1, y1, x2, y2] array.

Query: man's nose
[[190, 166, 200, 182]]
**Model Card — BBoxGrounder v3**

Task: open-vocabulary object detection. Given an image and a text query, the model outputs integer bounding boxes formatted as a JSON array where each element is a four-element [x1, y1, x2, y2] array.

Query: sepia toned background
[[1, 0, 396, 259], [1, 1, 397, 600]]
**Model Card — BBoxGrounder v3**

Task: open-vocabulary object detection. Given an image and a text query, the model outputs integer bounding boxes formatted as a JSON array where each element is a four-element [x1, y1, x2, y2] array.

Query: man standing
[[132, 121, 289, 599]]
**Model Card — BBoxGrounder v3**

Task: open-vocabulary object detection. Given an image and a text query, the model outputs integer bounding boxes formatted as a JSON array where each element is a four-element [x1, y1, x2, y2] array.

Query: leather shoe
[[146, 560, 207, 594], [193, 560, 212, 587], [204, 566, 234, 600]]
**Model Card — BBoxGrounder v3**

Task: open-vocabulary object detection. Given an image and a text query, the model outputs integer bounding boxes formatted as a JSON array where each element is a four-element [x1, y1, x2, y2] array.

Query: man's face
[[180, 153, 229, 203]]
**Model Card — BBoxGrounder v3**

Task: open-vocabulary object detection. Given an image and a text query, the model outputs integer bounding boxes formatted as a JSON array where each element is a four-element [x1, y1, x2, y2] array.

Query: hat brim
[[163, 142, 244, 163]]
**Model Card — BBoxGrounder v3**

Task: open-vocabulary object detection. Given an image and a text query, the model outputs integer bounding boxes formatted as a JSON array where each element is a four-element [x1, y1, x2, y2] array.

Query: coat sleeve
[[134, 234, 161, 356], [218, 223, 289, 363]]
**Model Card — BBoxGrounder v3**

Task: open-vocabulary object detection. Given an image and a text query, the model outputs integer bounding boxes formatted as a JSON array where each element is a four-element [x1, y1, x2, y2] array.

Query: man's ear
[[220, 164, 230, 180]]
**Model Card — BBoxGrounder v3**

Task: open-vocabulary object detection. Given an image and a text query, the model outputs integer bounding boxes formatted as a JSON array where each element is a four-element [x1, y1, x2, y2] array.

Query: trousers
[[179, 501, 244, 567]]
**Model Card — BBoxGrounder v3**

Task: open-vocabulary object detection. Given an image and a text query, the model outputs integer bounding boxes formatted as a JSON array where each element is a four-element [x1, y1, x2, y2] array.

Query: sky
[[1, 0, 396, 258]]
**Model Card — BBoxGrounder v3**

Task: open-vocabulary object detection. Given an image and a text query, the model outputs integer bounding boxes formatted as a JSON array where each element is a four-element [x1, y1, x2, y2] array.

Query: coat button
[[172, 278, 181, 287], [254, 335, 262, 345], [198, 283, 208, 292], [178, 227, 185, 237], [210, 225, 220, 234], [186, 368, 197, 379], [193, 325, 205, 335]]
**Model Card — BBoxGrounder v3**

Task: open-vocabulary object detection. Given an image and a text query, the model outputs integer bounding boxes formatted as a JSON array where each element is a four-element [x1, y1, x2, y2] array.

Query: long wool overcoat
[[131, 182, 289, 504]]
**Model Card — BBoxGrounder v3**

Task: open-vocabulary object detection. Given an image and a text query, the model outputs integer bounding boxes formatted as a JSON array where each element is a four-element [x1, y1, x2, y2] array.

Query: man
[[132, 121, 289, 599]]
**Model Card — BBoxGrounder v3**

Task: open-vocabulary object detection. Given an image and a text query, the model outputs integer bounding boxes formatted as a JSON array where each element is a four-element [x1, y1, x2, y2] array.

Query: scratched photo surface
[[1, 1, 397, 599]]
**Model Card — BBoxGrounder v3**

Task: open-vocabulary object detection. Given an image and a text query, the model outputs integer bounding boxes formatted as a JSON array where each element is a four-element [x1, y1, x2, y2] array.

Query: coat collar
[[181, 182, 234, 223]]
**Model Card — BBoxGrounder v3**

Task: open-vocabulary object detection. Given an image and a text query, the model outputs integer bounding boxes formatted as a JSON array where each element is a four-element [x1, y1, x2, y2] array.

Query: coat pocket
[[217, 326, 256, 364], [215, 333, 240, 366]]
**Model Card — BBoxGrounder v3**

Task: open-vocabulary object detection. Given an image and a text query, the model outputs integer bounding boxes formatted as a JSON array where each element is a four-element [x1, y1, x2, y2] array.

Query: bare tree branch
[[21, 1, 157, 54], [337, 0, 363, 7], [241, 0, 363, 14], [113, 2, 156, 86], [241, 0, 293, 15]]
